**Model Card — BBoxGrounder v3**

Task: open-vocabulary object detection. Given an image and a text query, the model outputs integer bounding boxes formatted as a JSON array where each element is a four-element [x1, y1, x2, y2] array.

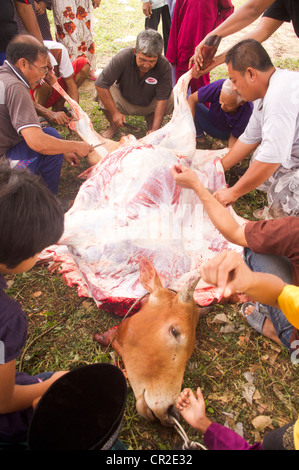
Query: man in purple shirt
[[188, 78, 253, 147]]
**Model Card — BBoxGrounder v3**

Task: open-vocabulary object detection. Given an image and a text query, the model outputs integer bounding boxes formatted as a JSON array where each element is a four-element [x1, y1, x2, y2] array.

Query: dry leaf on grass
[[251, 415, 273, 431]]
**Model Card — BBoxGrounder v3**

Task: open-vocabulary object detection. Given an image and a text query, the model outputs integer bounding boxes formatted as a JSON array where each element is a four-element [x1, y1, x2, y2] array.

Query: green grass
[[5, 0, 299, 450]]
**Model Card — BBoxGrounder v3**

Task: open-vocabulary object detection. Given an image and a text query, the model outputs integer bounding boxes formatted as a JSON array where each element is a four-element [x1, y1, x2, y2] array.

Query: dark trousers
[[7, 127, 63, 195], [145, 5, 171, 55]]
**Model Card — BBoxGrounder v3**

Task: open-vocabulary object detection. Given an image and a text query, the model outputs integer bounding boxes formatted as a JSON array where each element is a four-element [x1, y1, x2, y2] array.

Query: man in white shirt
[[33, 40, 91, 126], [213, 39, 299, 218]]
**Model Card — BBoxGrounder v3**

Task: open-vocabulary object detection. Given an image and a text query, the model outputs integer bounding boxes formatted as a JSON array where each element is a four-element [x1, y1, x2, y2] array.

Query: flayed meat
[[51, 81, 118, 164], [41, 71, 245, 314], [200, 35, 222, 70]]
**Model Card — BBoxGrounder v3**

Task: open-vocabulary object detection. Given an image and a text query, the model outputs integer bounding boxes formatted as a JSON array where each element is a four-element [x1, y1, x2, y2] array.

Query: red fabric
[[45, 56, 90, 108], [166, 0, 234, 93]]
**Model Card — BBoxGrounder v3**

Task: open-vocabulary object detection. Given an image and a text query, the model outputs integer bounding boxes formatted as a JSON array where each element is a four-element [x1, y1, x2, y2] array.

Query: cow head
[[94, 257, 201, 426]]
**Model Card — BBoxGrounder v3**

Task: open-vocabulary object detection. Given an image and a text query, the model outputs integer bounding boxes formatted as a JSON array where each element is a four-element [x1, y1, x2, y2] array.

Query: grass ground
[[5, 0, 299, 450]]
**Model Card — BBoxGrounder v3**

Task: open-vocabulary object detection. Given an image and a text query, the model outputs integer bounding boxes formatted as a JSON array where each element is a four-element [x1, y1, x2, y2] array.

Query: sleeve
[[95, 51, 126, 89], [214, 0, 234, 28], [155, 61, 172, 100], [278, 285, 299, 329], [244, 218, 299, 261], [204, 422, 262, 450], [58, 45, 74, 78], [0, 302, 27, 364], [230, 103, 253, 138], [263, 0, 291, 23], [6, 83, 40, 134], [238, 100, 263, 145]]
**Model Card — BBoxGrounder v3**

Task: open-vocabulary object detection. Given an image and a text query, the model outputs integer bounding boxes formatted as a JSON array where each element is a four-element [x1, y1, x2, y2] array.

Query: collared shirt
[[0, 61, 40, 159], [95, 47, 172, 107]]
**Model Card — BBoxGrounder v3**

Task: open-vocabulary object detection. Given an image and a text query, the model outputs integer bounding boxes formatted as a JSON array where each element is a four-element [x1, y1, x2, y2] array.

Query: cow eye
[[170, 326, 180, 339]]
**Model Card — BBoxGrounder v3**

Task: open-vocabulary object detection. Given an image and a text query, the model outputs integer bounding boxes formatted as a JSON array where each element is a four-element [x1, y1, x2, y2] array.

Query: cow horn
[[177, 275, 201, 303]]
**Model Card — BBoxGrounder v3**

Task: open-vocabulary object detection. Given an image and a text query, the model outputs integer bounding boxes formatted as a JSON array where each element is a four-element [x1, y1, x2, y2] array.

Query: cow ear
[[139, 257, 163, 293]]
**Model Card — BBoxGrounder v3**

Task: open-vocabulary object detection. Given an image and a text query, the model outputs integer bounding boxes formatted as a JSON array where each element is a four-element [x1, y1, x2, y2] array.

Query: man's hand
[[34, 1, 46, 15], [92, 0, 101, 7], [112, 110, 126, 128], [49, 111, 71, 126], [200, 250, 253, 299], [170, 164, 201, 190], [142, 2, 152, 17], [63, 152, 80, 166], [213, 187, 237, 207]]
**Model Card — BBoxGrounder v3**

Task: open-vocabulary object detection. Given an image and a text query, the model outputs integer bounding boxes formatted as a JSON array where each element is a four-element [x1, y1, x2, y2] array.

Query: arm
[[96, 86, 126, 128], [63, 75, 79, 104], [195, 16, 284, 72], [33, 101, 71, 126], [92, 0, 101, 7], [0, 359, 67, 414], [213, 159, 281, 207], [151, 99, 168, 132], [170, 164, 247, 246], [187, 92, 199, 118], [142, 1, 152, 18], [20, 126, 92, 157], [193, 0, 275, 69], [221, 138, 260, 171], [13, 0, 43, 43], [200, 249, 285, 305], [228, 134, 237, 148]]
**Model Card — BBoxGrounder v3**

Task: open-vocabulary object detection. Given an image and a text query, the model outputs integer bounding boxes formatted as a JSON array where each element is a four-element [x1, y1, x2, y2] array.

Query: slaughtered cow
[[94, 256, 206, 425], [41, 69, 245, 424]]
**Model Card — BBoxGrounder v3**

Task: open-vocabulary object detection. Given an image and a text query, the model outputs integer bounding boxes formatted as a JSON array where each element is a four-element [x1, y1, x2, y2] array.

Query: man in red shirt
[[171, 163, 299, 354]]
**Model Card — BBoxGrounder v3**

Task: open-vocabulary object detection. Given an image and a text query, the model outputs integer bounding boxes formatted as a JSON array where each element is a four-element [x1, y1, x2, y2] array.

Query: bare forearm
[[96, 87, 118, 115], [14, 1, 43, 42], [206, 0, 274, 39], [244, 271, 285, 307], [221, 140, 260, 171], [152, 100, 167, 130], [231, 160, 281, 199], [193, 181, 246, 246]]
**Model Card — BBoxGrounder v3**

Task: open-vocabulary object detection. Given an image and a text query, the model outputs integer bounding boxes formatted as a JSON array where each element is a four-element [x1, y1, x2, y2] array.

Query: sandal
[[241, 301, 266, 335]]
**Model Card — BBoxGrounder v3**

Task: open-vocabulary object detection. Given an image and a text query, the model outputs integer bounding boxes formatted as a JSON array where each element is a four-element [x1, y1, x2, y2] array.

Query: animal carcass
[[40, 70, 246, 425], [94, 256, 202, 426], [43, 70, 244, 313]]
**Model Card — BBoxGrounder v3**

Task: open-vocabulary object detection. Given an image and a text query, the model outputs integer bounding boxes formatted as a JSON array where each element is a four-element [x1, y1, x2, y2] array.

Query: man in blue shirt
[[188, 78, 253, 147]]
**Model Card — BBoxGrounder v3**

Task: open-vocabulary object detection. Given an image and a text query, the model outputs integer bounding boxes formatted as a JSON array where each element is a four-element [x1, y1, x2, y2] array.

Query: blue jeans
[[7, 127, 63, 195], [244, 248, 294, 351], [195, 103, 230, 140]]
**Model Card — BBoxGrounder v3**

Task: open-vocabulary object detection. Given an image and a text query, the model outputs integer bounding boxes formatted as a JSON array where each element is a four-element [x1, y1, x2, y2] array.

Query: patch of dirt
[[218, 16, 298, 62]]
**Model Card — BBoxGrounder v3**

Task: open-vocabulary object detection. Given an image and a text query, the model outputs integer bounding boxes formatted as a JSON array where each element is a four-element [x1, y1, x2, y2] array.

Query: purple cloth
[[204, 423, 263, 450], [197, 79, 253, 138], [0, 275, 39, 443]]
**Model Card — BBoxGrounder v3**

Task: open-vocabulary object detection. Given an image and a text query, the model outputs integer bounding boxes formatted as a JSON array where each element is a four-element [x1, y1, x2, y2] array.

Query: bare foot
[[102, 126, 117, 139], [243, 304, 282, 346]]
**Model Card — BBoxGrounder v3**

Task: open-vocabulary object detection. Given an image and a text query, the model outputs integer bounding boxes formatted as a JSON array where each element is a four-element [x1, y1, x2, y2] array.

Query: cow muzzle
[[136, 390, 180, 427]]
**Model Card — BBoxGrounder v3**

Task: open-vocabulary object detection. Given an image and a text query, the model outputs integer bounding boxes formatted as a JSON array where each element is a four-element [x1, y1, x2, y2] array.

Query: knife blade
[[123, 122, 139, 131], [91, 142, 106, 149]]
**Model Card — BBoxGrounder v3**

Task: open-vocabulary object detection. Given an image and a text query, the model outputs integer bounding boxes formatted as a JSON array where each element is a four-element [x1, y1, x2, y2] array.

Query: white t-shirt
[[239, 68, 299, 169], [44, 40, 74, 79]]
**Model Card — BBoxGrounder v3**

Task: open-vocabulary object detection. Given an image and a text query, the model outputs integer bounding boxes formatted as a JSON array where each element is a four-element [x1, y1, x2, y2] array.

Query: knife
[[123, 122, 139, 131], [91, 142, 106, 149]]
